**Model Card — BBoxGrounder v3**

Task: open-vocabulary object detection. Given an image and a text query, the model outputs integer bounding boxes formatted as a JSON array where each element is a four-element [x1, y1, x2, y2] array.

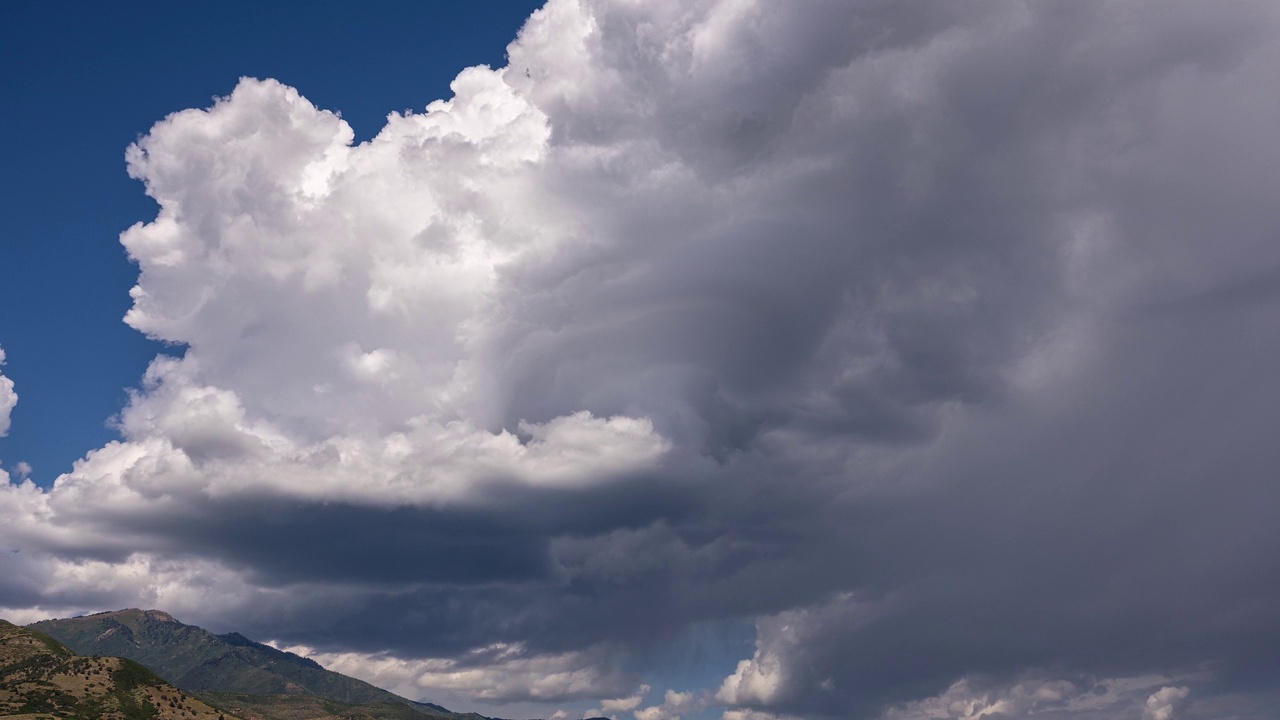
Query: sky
[[2, 2, 1280, 720]]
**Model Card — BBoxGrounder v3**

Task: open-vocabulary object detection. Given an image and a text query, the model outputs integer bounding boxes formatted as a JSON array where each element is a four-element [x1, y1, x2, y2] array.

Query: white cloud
[[279, 641, 628, 704], [717, 655, 785, 708], [0, 607, 66, 625], [600, 685, 649, 713], [0, 345, 16, 437], [1144, 686, 1190, 720], [581, 683, 653, 719], [0, 38, 682, 553], [633, 688, 698, 720], [721, 710, 802, 720], [91, 355, 670, 508], [718, 594, 867, 707], [880, 674, 1195, 720]]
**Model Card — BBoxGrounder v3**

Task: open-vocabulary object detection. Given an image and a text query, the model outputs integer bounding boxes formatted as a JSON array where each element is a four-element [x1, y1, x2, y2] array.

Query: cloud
[[721, 711, 801, 720], [0, 345, 15, 437], [881, 674, 1195, 720], [3, 0, 1280, 718], [599, 685, 649, 713], [634, 689, 698, 720], [1144, 687, 1191, 720], [277, 641, 628, 705], [716, 596, 862, 708]]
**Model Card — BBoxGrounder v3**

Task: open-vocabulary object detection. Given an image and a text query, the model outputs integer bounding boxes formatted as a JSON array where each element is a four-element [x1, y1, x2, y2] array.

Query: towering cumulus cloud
[[5, 1, 1280, 718]]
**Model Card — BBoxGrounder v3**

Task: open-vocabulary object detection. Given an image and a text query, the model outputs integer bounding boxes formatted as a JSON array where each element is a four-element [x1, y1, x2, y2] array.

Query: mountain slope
[[29, 610, 459, 719], [0, 618, 242, 720], [196, 692, 486, 720], [30, 610, 418, 705]]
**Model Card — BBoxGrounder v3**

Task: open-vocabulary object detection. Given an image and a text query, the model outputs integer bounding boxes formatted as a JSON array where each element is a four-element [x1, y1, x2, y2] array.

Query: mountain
[[0, 618, 242, 720], [191, 692, 475, 720], [28, 609, 459, 720]]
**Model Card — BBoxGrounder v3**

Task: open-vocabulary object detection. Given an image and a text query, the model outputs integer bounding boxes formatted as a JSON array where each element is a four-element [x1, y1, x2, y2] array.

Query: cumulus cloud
[[598, 685, 649, 714], [633, 689, 698, 720], [3, 0, 1280, 718], [1144, 687, 1191, 720], [881, 674, 1194, 720], [716, 596, 864, 708], [0, 345, 15, 437], [278, 641, 628, 705], [582, 684, 648, 719]]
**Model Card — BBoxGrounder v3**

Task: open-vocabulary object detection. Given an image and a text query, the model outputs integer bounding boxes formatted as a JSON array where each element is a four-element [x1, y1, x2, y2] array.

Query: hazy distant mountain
[[0, 618, 241, 720], [29, 609, 463, 720]]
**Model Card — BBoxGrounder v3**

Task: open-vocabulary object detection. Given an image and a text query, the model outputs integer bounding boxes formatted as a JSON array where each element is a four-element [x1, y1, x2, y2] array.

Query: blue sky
[[3, 3, 1280, 720], [0, 0, 541, 486]]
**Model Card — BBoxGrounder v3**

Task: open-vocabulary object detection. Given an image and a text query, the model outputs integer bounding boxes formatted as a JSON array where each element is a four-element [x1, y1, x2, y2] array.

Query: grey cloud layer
[[3, 1, 1280, 718]]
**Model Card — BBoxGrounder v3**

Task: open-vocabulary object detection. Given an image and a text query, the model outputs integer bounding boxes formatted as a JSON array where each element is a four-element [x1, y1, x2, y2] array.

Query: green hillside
[[28, 610, 458, 720], [31, 611, 410, 704], [0, 618, 242, 720]]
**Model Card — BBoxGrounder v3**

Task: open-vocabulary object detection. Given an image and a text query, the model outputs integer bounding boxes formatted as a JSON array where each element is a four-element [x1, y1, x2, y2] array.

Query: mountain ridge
[[28, 609, 462, 719], [0, 618, 242, 720]]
